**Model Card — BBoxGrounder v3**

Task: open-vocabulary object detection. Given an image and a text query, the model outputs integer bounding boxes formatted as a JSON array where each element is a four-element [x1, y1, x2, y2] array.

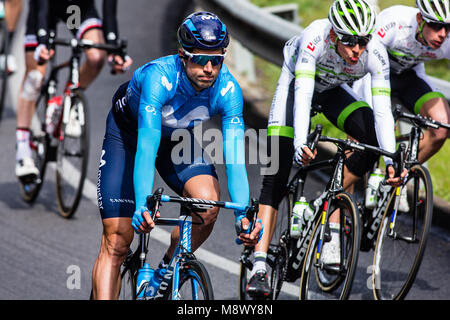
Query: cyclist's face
[[417, 13, 450, 49], [179, 48, 223, 91], [330, 30, 366, 65]]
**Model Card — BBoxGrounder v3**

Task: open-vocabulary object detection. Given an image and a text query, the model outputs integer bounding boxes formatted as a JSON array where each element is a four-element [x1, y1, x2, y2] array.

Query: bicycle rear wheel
[[175, 259, 213, 300], [55, 90, 89, 218], [299, 192, 360, 300], [372, 164, 433, 300]]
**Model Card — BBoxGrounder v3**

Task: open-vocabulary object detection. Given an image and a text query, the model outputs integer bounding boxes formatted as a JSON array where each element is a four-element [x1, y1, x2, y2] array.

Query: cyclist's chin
[[194, 79, 214, 90]]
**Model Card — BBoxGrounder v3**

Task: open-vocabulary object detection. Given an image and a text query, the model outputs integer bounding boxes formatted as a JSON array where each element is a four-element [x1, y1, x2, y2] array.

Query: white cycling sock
[[16, 129, 31, 161], [251, 251, 267, 276]]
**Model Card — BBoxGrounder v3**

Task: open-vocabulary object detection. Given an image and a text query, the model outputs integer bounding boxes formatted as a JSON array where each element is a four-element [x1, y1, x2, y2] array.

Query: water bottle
[[136, 263, 154, 299], [144, 267, 167, 298], [290, 196, 314, 238], [45, 96, 63, 136], [365, 168, 384, 209]]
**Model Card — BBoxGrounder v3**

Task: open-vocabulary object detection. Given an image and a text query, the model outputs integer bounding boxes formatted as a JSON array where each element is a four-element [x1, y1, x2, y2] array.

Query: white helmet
[[416, 0, 450, 23], [328, 0, 376, 36]]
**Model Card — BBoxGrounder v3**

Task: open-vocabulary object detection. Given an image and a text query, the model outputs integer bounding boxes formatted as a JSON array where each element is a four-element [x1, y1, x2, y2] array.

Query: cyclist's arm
[[220, 81, 249, 211], [367, 40, 396, 166], [36, 0, 50, 45], [102, 0, 119, 45], [292, 37, 319, 153], [133, 69, 171, 211]]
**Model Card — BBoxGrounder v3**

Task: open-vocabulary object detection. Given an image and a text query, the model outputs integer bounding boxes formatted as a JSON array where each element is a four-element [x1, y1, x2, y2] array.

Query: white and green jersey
[[376, 5, 450, 74], [277, 19, 394, 160]]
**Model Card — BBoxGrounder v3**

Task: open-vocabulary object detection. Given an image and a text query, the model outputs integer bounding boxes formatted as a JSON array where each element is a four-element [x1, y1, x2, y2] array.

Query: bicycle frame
[[129, 188, 258, 300]]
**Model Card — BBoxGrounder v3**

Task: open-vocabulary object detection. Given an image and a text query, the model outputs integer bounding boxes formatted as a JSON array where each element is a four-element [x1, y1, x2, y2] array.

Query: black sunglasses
[[338, 34, 372, 47], [426, 21, 450, 32]]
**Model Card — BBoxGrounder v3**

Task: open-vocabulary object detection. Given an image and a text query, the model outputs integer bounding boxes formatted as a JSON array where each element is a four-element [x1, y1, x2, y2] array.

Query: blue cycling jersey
[[124, 54, 249, 214]]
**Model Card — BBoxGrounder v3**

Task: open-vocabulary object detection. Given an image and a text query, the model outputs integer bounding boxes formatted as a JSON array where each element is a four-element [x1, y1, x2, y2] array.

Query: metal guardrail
[[194, 0, 450, 98], [194, 0, 302, 66]]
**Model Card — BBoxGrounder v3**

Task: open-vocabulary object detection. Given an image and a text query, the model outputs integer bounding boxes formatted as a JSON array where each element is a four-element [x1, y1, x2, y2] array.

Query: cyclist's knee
[[85, 49, 106, 71], [20, 69, 43, 101], [101, 219, 134, 264]]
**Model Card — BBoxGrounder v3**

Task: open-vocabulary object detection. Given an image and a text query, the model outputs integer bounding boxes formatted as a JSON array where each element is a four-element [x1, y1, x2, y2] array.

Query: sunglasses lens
[[428, 22, 450, 31], [190, 55, 224, 66], [340, 35, 370, 47]]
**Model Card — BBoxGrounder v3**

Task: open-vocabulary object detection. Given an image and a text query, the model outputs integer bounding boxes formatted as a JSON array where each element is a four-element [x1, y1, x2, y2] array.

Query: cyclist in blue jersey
[[91, 12, 263, 299]]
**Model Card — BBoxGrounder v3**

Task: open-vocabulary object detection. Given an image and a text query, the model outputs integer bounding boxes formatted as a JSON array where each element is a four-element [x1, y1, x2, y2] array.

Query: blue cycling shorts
[[97, 101, 218, 220]]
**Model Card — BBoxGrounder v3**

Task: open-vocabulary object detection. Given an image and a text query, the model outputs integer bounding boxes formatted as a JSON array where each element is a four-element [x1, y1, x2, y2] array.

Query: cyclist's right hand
[[34, 44, 54, 64], [131, 206, 160, 234], [385, 164, 408, 187]]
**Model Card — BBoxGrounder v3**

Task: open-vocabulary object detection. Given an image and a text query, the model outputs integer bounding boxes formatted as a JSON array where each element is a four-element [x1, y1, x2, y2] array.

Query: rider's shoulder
[[378, 5, 418, 23], [134, 55, 179, 82]]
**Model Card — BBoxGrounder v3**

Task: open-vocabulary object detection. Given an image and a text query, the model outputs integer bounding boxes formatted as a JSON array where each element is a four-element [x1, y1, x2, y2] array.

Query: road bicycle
[[239, 124, 404, 300], [359, 105, 449, 300], [119, 187, 259, 300], [18, 31, 127, 218], [0, 0, 13, 122]]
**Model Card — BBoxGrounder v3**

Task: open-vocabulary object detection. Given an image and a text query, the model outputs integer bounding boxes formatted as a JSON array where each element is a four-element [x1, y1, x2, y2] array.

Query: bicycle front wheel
[[299, 192, 360, 300], [55, 91, 89, 218], [372, 164, 433, 300], [174, 259, 214, 300], [19, 95, 49, 203]]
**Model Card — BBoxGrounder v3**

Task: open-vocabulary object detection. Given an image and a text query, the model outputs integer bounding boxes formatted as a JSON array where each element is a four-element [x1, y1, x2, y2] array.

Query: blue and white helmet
[[177, 11, 229, 50]]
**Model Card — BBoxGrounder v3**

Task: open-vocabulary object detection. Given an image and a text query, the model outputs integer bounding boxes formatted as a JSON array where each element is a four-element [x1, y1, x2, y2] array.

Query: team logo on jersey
[[162, 105, 210, 128], [145, 105, 157, 115], [378, 28, 386, 38], [307, 42, 316, 52], [230, 116, 241, 124], [99, 150, 106, 168], [221, 81, 235, 96], [161, 75, 173, 91]]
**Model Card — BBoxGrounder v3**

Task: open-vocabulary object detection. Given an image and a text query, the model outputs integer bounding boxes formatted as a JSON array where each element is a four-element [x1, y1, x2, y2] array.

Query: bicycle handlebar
[[393, 104, 450, 130], [146, 188, 259, 233], [308, 124, 406, 176]]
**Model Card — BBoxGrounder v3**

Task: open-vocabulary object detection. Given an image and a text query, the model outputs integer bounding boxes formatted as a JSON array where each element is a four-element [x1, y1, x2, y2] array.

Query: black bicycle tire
[[55, 90, 89, 218], [0, 17, 9, 122], [270, 191, 294, 299], [175, 259, 214, 300], [372, 164, 433, 300], [18, 95, 49, 203], [238, 251, 251, 300], [120, 260, 138, 300], [299, 192, 361, 300]]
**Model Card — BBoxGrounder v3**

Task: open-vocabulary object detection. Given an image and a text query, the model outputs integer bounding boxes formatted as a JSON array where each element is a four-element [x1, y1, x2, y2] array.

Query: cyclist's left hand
[[385, 165, 408, 187], [235, 215, 263, 247], [108, 54, 132, 73]]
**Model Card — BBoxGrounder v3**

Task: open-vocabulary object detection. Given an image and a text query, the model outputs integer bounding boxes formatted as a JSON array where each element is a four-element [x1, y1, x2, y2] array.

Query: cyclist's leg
[[318, 85, 378, 263], [92, 110, 137, 300], [5, 0, 22, 34], [92, 217, 134, 300], [16, 12, 46, 178], [257, 68, 295, 260], [76, 5, 106, 89], [392, 68, 450, 163]]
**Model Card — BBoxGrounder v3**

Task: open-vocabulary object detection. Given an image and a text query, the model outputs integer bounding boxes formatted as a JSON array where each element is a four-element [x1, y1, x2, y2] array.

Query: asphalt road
[[0, 0, 448, 301]]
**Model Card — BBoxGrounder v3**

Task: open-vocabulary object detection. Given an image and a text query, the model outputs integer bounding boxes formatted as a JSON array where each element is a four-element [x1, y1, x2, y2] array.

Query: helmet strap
[[416, 20, 430, 47]]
